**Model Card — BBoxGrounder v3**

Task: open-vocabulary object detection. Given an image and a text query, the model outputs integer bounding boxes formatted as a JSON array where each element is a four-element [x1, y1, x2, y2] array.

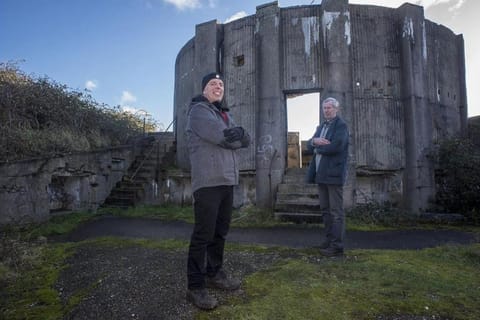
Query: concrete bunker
[[173, 0, 467, 213]]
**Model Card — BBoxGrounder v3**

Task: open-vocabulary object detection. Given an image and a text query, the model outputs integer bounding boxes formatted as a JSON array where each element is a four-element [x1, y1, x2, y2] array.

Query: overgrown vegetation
[[0, 62, 157, 162], [433, 137, 480, 224], [346, 201, 419, 230]]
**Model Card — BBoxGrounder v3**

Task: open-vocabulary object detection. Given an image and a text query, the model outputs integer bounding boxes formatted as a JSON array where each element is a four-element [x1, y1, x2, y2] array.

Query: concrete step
[[103, 196, 135, 207], [134, 167, 156, 176], [273, 168, 320, 223], [103, 132, 175, 209], [109, 189, 142, 198], [118, 180, 145, 188], [274, 211, 323, 223], [276, 194, 318, 204], [285, 167, 308, 174], [139, 159, 162, 166], [277, 183, 317, 194], [274, 201, 320, 214], [123, 176, 151, 184], [283, 171, 309, 184]]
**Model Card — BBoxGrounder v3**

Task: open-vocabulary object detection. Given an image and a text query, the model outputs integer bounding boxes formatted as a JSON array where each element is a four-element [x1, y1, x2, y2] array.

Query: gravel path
[[56, 243, 284, 320]]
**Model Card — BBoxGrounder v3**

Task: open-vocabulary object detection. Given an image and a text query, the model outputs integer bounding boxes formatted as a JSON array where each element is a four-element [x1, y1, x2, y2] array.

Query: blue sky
[[1, 0, 478, 133]]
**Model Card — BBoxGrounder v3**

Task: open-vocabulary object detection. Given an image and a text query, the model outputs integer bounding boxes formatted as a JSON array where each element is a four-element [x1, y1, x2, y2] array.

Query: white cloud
[[349, 0, 409, 8], [419, 0, 453, 9], [349, 0, 463, 9], [121, 105, 138, 114], [208, 0, 217, 8], [85, 80, 97, 90], [225, 11, 247, 24], [448, 0, 466, 11], [163, 0, 200, 10], [120, 90, 137, 106], [121, 106, 152, 123]]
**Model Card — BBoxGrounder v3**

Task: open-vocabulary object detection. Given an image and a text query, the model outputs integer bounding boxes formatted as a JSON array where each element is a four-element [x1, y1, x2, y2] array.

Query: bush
[[347, 200, 418, 228], [434, 138, 480, 224], [0, 62, 157, 162]]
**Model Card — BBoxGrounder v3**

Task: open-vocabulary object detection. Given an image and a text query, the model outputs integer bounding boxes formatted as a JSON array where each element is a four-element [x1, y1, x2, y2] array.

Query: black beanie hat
[[202, 72, 223, 91]]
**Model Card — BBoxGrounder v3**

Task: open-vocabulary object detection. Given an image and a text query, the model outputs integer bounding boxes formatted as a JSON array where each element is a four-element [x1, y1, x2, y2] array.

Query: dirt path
[[59, 216, 478, 249]]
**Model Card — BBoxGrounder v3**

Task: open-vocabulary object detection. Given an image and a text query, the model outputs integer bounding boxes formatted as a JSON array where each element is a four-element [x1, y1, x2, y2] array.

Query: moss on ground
[[203, 244, 480, 320], [1, 242, 72, 320]]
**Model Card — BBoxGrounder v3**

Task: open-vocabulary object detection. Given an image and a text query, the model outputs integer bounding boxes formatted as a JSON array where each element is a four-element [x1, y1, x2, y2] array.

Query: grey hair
[[322, 97, 340, 108]]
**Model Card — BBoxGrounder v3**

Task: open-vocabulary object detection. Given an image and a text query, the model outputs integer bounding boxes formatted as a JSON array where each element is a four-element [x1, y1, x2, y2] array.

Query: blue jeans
[[187, 185, 233, 289], [318, 184, 345, 250]]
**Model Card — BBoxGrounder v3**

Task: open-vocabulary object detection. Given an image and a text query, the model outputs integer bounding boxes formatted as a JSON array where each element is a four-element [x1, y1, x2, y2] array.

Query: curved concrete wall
[[174, 0, 467, 212]]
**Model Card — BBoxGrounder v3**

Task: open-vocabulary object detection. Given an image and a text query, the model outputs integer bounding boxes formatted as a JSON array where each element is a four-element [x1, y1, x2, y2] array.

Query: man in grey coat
[[307, 97, 349, 257], [185, 72, 250, 310]]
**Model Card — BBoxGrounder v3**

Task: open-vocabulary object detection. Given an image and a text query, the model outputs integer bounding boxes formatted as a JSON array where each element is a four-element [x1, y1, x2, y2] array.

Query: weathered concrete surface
[[161, 170, 256, 209], [0, 146, 135, 225]]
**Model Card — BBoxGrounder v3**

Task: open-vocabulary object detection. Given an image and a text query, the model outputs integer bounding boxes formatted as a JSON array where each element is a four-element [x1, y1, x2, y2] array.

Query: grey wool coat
[[186, 95, 250, 193]]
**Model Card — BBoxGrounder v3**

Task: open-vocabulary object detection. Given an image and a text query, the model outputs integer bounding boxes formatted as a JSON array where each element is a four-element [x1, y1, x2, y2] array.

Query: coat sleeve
[[314, 122, 348, 156], [305, 154, 316, 183], [189, 104, 251, 150], [306, 126, 321, 155], [217, 112, 251, 149], [188, 104, 228, 146]]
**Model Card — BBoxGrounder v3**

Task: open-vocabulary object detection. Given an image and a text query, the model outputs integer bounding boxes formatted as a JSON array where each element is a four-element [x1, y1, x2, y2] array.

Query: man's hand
[[312, 137, 330, 146], [223, 127, 245, 143]]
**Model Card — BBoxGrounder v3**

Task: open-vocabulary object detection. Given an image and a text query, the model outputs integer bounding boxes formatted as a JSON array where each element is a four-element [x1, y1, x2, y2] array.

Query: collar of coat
[[191, 94, 230, 112]]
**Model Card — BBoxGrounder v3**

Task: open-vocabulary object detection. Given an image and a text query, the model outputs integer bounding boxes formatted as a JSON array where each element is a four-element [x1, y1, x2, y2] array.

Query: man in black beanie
[[185, 71, 250, 310]]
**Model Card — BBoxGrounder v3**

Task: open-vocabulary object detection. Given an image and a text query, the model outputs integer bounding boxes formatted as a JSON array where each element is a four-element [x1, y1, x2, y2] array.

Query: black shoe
[[206, 270, 241, 290], [313, 241, 330, 249], [186, 288, 218, 310], [319, 247, 344, 257]]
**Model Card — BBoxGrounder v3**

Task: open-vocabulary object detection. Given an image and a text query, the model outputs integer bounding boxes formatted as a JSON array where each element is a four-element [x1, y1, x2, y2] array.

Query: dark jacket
[[186, 95, 250, 193], [306, 116, 349, 185]]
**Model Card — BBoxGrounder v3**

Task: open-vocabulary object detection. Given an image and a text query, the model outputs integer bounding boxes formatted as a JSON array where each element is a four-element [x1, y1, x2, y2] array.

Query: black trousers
[[187, 185, 233, 289]]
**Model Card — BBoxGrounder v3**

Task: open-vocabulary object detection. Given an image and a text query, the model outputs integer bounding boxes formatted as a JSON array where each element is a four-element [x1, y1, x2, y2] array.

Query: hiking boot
[[206, 269, 241, 290], [319, 247, 344, 257], [186, 288, 218, 310]]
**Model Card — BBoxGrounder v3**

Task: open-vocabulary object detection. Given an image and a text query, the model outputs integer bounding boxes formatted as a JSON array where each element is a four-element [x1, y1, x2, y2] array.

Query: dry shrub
[[0, 62, 155, 162]]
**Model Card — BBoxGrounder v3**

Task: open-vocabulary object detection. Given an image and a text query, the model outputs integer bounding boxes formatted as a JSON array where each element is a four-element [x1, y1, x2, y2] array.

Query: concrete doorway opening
[[286, 92, 320, 168]]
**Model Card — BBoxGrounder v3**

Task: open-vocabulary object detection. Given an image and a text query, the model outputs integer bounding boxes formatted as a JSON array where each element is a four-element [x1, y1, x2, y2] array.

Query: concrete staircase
[[273, 167, 322, 223], [102, 132, 175, 208]]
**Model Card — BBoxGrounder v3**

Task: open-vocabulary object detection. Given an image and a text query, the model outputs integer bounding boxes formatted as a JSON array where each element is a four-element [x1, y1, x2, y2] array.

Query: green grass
[[204, 244, 480, 320], [26, 211, 103, 238], [1, 230, 479, 320], [2, 204, 479, 319], [98, 204, 195, 222]]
